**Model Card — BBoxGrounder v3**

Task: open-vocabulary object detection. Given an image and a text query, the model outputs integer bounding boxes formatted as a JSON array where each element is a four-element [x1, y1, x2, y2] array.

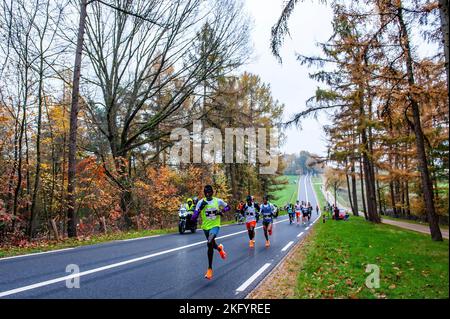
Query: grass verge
[[295, 216, 448, 298], [252, 175, 449, 299], [299, 176, 449, 299]]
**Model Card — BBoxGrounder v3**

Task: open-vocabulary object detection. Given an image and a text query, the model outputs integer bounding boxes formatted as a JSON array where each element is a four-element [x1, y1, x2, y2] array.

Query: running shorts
[[246, 221, 257, 229]]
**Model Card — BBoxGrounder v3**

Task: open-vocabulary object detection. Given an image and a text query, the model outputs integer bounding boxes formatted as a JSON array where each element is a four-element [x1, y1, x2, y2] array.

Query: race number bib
[[205, 208, 218, 220]]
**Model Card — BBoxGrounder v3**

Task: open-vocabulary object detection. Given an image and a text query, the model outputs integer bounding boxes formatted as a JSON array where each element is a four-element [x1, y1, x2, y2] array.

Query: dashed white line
[[305, 226, 310, 230], [297, 232, 304, 238], [304, 174, 309, 202], [121, 235, 161, 242], [236, 263, 271, 293], [281, 241, 294, 252]]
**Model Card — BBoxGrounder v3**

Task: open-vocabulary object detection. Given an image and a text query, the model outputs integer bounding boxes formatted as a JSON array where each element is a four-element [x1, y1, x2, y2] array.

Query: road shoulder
[[246, 225, 316, 299]]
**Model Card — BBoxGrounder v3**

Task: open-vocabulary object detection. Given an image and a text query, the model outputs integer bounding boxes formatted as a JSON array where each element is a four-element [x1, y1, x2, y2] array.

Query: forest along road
[[0, 175, 319, 299]]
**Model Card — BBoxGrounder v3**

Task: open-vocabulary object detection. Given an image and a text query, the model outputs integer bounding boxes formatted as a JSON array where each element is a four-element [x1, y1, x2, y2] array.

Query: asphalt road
[[0, 175, 320, 299]]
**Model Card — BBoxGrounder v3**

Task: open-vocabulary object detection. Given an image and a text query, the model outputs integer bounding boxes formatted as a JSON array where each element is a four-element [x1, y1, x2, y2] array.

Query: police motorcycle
[[178, 204, 197, 234]]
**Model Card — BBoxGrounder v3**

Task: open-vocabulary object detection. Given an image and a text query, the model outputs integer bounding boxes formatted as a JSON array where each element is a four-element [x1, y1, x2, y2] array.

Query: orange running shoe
[[265, 240, 270, 247], [249, 240, 254, 248], [218, 244, 227, 260], [204, 268, 213, 280]]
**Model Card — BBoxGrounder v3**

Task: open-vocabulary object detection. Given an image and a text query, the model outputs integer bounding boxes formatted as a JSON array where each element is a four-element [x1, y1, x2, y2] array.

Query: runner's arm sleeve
[[191, 200, 205, 220], [218, 199, 231, 213]]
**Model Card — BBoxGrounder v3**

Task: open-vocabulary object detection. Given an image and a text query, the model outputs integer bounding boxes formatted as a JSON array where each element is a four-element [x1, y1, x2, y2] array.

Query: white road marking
[[121, 235, 161, 242], [298, 175, 302, 201], [236, 263, 271, 293], [281, 241, 294, 252], [0, 217, 291, 298], [2, 234, 166, 262], [304, 174, 309, 203], [297, 232, 304, 238], [0, 248, 75, 261], [306, 226, 310, 230]]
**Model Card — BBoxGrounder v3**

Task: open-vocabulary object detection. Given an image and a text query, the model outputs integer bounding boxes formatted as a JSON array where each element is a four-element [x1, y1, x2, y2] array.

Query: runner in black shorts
[[260, 195, 275, 247], [302, 204, 309, 225], [306, 202, 313, 223]]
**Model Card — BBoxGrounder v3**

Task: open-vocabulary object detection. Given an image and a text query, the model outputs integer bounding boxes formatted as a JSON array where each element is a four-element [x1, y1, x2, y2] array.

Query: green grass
[[271, 175, 299, 207], [295, 217, 449, 298], [296, 176, 449, 299], [311, 176, 327, 208]]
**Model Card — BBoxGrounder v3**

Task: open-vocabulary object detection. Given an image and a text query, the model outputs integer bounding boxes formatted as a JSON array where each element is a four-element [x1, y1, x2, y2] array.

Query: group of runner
[[190, 184, 277, 280], [285, 200, 318, 225], [189, 183, 323, 280]]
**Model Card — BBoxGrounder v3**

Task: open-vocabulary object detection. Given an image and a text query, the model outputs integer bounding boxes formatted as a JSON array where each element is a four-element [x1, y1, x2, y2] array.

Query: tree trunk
[[398, 6, 443, 241], [345, 168, 354, 213], [405, 180, 411, 216], [6, 104, 20, 218], [350, 162, 359, 216], [375, 170, 384, 214], [389, 181, 396, 216], [29, 53, 45, 238], [25, 109, 31, 226], [400, 179, 406, 216], [359, 149, 368, 220], [333, 183, 337, 207], [358, 91, 380, 223], [51, 218, 60, 241], [67, 0, 88, 238], [13, 87, 27, 221], [439, 0, 449, 99]]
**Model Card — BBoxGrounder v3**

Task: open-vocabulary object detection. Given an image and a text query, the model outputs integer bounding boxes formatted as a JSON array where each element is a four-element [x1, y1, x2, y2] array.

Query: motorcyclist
[[185, 198, 195, 213]]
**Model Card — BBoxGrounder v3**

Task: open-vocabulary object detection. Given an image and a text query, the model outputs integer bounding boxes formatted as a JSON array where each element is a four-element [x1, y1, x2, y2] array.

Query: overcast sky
[[241, 0, 334, 156]]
